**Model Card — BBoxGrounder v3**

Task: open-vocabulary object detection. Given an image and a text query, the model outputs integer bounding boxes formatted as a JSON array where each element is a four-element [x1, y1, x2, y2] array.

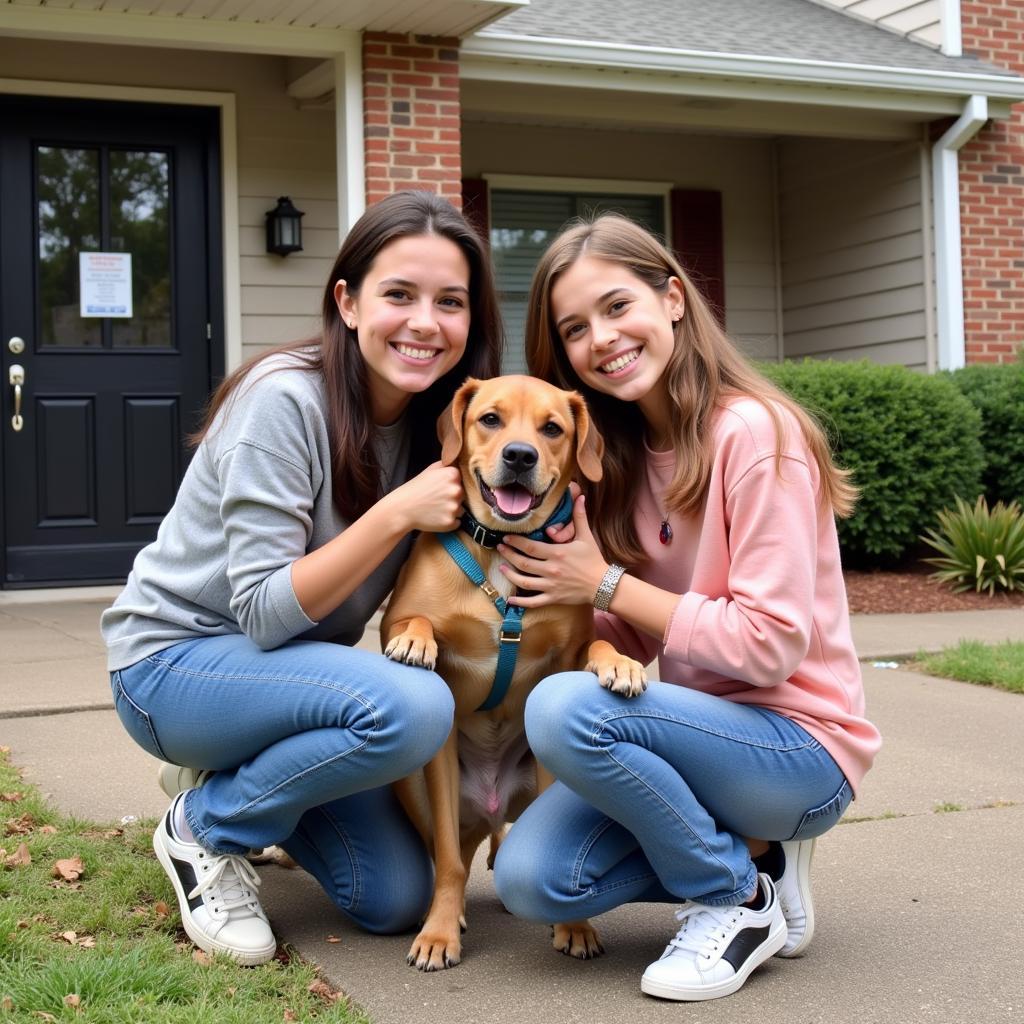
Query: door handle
[[9, 363, 24, 432]]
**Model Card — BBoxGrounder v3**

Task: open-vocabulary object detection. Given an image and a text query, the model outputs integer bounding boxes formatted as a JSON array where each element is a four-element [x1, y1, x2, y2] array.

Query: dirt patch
[[844, 568, 1024, 614]]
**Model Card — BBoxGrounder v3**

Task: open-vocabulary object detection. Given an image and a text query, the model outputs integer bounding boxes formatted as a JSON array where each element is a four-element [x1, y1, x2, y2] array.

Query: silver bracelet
[[593, 564, 626, 612]]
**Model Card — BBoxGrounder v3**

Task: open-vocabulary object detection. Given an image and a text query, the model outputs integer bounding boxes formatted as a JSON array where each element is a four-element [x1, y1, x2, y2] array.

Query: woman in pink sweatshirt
[[491, 215, 881, 1003]]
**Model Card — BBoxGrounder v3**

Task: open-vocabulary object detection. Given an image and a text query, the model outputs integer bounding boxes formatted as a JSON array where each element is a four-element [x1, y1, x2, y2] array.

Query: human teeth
[[600, 350, 639, 373], [395, 344, 437, 360]]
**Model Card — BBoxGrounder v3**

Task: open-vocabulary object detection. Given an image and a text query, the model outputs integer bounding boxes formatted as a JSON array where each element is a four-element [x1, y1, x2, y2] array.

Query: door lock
[[8, 337, 25, 355], [9, 363, 24, 432]]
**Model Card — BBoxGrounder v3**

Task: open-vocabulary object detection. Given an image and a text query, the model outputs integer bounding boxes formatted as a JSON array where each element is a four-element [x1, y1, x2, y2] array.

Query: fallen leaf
[[325, 934, 341, 943], [191, 949, 211, 965], [31, 1012, 55, 1021], [5, 813, 36, 835], [52, 857, 84, 882], [226, 986, 237, 997], [0, 746, 10, 754], [63, 994, 81, 1009], [0, 793, 24, 803], [1, 996, 13, 1010], [153, 901, 170, 918], [283, 1010, 297, 1022], [39, 825, 57, 835], [307, 978, 340, 1003], [59, 931, 77, 944], [76, 936, 96, 949], [5, 843, 31, 868], [16, 920, 29, 930]]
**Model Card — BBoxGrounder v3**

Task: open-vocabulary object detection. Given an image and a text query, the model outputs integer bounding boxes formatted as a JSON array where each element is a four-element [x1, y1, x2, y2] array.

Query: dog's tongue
[[494, 485, 533, 516]]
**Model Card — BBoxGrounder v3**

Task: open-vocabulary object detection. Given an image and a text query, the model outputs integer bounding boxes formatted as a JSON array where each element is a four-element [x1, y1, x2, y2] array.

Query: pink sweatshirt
[[596, 397, 881, 796]]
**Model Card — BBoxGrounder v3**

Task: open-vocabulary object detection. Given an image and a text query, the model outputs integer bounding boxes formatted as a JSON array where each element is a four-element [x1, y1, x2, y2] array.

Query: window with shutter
[[489, 190, 667, 374]]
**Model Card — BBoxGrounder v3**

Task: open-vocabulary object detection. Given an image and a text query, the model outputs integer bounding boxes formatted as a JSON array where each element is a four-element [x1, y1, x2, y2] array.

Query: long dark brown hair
[[194, 190, 504, 519], [526, 214, 856, 567]]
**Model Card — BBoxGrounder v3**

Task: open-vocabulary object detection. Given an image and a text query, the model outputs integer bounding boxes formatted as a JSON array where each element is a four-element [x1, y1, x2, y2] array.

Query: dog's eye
[[479, 412, 501, 428], [540, 422, 564, 438]]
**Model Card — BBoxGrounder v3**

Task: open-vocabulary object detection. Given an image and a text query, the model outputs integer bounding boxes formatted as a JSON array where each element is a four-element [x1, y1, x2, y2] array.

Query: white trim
[[0, 77, 242, 373], [483, 174, 673, 195], [0, 7, 357, 57], [462, 32, 1024, 105], [771, 141, 785, 364], [932, 93, 987, 371], [919, 135, 938, 373], [940, 0, 962, 57], [335, 42, 366, 237]]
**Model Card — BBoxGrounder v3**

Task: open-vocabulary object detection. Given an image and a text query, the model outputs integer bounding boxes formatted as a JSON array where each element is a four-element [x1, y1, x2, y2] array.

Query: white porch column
[[334, 38, 365, 238], [940, 0, 962, 57], [932, 93, 987, 371]]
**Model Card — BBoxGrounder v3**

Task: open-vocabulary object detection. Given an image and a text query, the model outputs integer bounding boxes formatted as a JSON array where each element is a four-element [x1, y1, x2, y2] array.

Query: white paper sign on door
[[80, 252, 133, 317]]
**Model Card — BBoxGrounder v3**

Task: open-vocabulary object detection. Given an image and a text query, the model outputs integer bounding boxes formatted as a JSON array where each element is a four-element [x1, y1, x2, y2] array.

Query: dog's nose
[[502, 443, 538, 474]]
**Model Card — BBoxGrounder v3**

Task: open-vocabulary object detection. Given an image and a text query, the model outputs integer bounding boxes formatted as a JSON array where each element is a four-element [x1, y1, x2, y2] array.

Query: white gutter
[[933, 94, 988, 371], [463, 32, 1024, 103]]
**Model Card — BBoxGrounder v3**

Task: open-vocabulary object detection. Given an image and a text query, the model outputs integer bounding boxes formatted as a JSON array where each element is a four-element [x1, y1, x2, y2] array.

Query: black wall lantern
[[265, 196, 305, 256]]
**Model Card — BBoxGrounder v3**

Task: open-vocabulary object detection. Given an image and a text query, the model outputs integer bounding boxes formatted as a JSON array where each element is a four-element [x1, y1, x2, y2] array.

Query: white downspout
[[334, 35, 366, 238], [932, 93, 987, 371]]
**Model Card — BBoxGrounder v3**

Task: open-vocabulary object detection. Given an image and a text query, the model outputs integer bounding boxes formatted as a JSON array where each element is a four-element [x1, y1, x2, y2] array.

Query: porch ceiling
[[0, 0, 524, 38]]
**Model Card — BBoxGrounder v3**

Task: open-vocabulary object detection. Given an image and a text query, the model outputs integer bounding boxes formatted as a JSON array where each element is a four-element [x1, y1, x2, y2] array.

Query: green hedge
[[761, 359, 984, 566], [946, 362, 1024, 506]]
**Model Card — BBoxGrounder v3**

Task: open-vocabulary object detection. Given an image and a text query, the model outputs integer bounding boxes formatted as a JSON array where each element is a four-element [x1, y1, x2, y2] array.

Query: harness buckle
[[470, 522, 490, 546], [499, 629, 522, 644], [480, 581, 499, 600]]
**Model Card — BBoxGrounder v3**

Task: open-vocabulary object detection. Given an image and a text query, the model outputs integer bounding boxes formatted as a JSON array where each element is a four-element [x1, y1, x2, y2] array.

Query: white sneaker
[[153, 793, 277, 965], [640, 873, 787, 1002], [157, 763, 211, 800], [776, 838, 815, 957]]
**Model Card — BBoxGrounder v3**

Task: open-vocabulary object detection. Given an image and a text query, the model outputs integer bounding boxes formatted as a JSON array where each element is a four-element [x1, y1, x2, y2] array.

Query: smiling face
[[334, 233, 471, 424], [550, 255, 684, 426], [439, 375, 603, 532]]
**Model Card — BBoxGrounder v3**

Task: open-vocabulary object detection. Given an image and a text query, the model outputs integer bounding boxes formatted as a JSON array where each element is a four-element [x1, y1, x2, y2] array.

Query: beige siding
[[0, 38, 339, 366], [462, 121, 780, 363], [778, 139, 928, 370], [812, 0, 943, 49]]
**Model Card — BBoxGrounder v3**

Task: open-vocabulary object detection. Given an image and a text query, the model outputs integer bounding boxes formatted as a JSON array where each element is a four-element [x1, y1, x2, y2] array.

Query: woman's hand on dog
[[382, 461, 464, 534], [499, 494, 608, 607]]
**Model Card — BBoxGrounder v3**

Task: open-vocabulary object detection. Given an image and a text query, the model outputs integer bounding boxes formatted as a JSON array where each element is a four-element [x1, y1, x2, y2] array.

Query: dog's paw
[[406, 926, 462, 971], [385, 631, 438, 670], [587, 655, 647, 698], [551, 920, 605, 959]]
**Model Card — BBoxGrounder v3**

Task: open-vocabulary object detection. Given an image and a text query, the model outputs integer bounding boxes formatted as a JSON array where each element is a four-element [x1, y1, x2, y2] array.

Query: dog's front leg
[[534, 761, 606, 960], [407, 730, 467, 971]]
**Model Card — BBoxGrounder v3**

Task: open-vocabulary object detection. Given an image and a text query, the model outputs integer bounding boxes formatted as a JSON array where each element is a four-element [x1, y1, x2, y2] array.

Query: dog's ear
[[438, 378, 479, 466], [568, 391, 604, 482]]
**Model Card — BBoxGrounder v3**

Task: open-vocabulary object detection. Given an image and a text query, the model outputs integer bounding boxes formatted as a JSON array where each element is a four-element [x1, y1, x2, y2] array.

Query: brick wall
[[363, 33, 463, 207], [959, 2, 1024, 363]]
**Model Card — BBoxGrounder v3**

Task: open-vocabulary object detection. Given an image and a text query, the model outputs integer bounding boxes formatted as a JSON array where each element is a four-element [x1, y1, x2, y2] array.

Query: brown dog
[[381, 375, 646, 972]]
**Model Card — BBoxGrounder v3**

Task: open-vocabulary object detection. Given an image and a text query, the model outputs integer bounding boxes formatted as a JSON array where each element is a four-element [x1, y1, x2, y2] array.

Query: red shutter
[[461, 178, 489, 247], [670, 189, 725, 327]]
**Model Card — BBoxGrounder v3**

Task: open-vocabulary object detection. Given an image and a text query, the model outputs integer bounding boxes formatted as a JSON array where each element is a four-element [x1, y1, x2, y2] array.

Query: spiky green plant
[[921, 495, 1024, 595]]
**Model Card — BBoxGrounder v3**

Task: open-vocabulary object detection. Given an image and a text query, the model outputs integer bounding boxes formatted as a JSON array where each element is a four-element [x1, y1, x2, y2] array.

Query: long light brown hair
[[525, 214, 856, 567], [194, 191, 504, 520]]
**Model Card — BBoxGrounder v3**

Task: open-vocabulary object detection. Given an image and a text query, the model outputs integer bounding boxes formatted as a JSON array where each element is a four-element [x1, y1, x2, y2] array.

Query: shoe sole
[[777, 837, 816, 958], [156, 764, 206, 801], [640, 918, 788, 1001], [152, 823, 277, 966]]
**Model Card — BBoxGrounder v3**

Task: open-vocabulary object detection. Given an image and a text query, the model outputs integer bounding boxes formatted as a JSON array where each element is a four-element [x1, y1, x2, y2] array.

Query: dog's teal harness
[[437, 489, 573, 712]]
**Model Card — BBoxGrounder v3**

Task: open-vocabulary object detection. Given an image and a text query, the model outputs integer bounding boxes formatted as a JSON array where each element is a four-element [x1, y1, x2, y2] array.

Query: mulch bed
[[843, 565, 1024, 615]]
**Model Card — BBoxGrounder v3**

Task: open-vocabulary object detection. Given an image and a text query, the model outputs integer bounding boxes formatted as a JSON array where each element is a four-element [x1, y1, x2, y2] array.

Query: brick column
[[363, 33, 463, 208], [959, 2, 1024, 363]]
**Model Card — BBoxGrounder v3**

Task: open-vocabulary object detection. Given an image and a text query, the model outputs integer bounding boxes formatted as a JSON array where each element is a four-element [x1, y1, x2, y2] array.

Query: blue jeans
[[494, 673, 851, 920], [112, 634, 454, 933]]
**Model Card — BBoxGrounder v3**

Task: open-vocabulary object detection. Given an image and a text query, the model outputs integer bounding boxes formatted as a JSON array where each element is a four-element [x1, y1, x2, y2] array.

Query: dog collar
[[459, 488, 574, 550]]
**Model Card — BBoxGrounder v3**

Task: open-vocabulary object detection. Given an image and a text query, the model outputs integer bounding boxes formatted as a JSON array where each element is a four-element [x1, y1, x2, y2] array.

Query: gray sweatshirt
[[101, 352, 411, 671]]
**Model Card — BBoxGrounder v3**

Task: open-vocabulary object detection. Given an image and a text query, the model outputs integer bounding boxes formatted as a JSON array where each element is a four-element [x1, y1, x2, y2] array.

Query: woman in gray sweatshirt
[[101, 190, 503, 964]]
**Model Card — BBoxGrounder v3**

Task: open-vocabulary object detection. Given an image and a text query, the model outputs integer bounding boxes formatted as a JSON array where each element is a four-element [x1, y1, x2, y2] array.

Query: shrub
[[947, 362, 1024, 505], [921, 495, 1024, 594], [761, 359, 984, 566]]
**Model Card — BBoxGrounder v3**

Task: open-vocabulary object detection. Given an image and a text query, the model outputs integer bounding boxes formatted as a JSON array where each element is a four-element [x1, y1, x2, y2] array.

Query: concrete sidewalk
[[1, 593, 1022, 1024]]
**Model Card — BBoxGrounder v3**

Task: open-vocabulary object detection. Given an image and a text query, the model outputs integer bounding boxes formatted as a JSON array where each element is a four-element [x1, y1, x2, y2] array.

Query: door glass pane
[[37, 146, 102, 348], [489, 190, 665, 374], [110, 150, 172, 349]]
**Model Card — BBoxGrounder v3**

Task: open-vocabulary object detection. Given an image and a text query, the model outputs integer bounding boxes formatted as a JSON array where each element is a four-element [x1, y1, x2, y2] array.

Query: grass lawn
[[911, 639, 1024, 694], [0, 747, 367, 1024]]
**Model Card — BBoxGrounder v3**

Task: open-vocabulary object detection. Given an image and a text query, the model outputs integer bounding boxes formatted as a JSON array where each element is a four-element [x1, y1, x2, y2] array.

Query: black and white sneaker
[[776, 839, 815, 957], [640, 873, 787, 1001], [153, 793, 276, 965]]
